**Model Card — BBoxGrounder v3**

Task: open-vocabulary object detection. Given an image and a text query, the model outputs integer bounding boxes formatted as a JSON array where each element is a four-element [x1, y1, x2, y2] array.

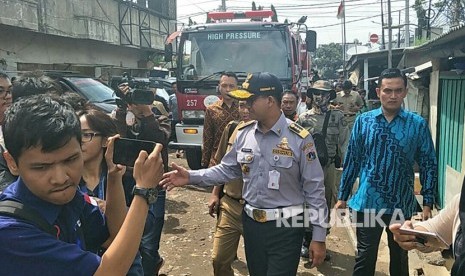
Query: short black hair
[[220, 71, 239, 83], [12, 71, 63, 101], [282, 90, 298, 100], [378, 68, 407, 88], [4, 94, 81, 161], [59, 92, 90, 113], [342, 80, 353, 90], [0, 70, 9, 79]]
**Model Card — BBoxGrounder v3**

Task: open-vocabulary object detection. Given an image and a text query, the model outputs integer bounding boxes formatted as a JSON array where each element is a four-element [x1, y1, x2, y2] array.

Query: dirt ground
[[158, 152, 390, 276]]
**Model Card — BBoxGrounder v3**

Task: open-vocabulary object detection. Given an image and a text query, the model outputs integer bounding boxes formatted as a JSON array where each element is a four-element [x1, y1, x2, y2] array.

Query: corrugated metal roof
[[405, 23, 465, 52]]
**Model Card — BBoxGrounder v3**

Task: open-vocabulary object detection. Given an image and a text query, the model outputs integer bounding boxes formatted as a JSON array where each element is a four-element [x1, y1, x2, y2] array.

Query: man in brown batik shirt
[[201, 72, 240, 168]]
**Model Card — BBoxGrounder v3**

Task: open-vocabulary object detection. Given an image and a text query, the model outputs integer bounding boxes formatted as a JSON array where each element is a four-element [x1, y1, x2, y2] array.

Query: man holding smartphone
[[0, 94, 164, 275], [114, 83, 171, 276]]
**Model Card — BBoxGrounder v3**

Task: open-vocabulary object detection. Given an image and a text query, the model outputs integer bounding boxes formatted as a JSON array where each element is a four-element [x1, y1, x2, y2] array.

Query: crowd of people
[[0, 68, 463, 276]]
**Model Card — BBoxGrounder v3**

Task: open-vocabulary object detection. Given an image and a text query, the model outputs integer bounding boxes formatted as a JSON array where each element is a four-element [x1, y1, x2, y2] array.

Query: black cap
[[228, 72, 283, 100]]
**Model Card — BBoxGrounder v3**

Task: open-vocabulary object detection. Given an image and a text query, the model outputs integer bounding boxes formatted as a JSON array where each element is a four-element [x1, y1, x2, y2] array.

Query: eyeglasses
[[380, 68, 403, 77], [82, 132, 102, 143]]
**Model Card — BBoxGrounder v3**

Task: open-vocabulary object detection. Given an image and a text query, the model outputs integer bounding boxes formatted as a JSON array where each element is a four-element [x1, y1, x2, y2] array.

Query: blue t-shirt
[[338, 108, 438, 218], [0, 178, 109, 275]]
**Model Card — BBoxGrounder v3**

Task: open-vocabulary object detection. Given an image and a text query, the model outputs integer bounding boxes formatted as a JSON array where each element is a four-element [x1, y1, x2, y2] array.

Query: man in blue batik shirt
[[335, 68, 438, 276]]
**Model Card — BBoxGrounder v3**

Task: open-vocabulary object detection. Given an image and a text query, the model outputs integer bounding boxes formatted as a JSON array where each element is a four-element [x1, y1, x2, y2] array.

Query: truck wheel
[[186, 148, 202, 170]]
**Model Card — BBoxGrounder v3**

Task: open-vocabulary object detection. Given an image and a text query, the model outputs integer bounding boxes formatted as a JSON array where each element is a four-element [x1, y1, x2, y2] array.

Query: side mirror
[[306, 30, 317, 52], [164, 44, 173, 62]]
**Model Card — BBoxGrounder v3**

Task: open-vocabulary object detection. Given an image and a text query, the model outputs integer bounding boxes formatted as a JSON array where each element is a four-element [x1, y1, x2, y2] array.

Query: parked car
[[48, 73, 117, 113]]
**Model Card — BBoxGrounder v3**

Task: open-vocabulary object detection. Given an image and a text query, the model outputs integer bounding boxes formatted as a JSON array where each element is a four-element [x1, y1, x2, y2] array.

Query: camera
[[113, 72, 155, 106]]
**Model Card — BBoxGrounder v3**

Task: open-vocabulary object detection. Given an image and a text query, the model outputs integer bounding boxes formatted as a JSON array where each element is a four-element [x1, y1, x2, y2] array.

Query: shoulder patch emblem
[[237, 120, 256, 130], [289, 123, 309, 139]]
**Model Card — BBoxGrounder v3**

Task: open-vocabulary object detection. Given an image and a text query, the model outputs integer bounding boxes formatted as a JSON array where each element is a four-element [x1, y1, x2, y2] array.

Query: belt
[[344, 114, 356, 117], [224, 193, 245, 205], [244, 204, 304, 223]]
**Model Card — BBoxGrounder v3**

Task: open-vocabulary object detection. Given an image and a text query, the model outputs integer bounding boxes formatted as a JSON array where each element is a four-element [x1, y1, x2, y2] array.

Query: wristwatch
[[132, 186, 159, 204]]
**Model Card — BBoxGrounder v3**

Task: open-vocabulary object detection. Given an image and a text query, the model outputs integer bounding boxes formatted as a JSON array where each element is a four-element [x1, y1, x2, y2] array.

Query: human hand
[[92, 197, 107, 213], [389, 221, 422, 251], [309, 241, 326, 268], [159, 163, 190, 191], [208, 195, 220, 218], [105, 135, 126, 178], [133, 143, 164, 188], [118, 83, 130, 95], [128, 104, 153, 118], [422, 206, 432, 221]]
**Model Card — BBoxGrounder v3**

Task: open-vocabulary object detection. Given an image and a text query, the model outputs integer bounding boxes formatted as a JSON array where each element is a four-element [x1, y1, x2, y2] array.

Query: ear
[[376, 87, 381, 99], [101, 137, 109, 148], [3, 151, 19, 176]]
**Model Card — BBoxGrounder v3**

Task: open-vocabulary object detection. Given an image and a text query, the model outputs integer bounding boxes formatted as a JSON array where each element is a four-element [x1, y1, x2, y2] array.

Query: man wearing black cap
[[161, 72, 327, 275], [334, 80, 363, 135]]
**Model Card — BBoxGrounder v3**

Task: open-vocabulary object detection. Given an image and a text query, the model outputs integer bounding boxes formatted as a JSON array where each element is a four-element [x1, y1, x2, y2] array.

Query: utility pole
[[381, 0, 385, 49], [387, 0, 392, 68], [405, 0, 410, 47], [452, 0, 461, 27], [426, 0, 432, 39], [398, 10, 401, 48], [221, 0, 226, 11], [342, 0, 347, 79]]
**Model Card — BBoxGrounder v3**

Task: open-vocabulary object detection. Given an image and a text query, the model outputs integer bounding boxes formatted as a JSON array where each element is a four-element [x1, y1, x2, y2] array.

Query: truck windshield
[[179, 30, 290, 79]]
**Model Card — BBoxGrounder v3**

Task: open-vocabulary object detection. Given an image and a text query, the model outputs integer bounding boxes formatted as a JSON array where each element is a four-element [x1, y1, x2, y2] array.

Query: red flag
[[337, 1, 344, 19]]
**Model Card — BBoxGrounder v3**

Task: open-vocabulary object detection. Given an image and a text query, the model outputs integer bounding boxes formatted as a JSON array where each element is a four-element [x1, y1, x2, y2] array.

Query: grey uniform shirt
[[189, 113, 327, 242], [296, 108, 349, 158]]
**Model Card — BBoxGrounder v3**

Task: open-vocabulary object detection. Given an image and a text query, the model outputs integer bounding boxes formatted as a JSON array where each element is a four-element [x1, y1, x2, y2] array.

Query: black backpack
[[0, 200, 57, 236], [0, 200, 87, 250], [312, 111, 331, 167]]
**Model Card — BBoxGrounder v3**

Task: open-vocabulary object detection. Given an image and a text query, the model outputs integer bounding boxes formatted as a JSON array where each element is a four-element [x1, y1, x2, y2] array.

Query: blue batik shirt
[[338, 108, 438, 218]]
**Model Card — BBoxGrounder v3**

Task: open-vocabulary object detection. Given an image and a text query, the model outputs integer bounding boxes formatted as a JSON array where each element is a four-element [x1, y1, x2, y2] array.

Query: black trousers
[[242, 211, 305, 276], [353, 211, 409, 276]]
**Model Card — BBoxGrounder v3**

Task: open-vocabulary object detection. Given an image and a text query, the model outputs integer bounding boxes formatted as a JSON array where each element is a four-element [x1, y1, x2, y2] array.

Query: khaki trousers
[[324, 162, 337, 211], [212, 194, 244, 276]]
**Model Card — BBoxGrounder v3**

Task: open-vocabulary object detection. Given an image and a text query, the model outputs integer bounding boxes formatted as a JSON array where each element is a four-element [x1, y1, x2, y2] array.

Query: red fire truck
[[165, 10, 316, 169]]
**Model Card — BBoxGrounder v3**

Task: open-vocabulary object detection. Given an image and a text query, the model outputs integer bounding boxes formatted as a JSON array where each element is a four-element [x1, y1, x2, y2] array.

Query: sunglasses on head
[[380, 68, 403, 77]]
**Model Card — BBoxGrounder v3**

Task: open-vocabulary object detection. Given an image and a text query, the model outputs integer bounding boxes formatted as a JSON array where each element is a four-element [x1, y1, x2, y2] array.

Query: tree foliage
[[415, 0, 465, 36], [313, 43, 343, 80]]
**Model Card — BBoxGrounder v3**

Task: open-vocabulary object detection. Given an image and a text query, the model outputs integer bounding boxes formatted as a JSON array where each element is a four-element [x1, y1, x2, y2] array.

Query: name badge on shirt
[[268, 170, 280, 190]]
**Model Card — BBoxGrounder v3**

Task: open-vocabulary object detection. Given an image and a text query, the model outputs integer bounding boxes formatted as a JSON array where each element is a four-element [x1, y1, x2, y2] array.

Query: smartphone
[[131, 89, 155, 105], [113, 137, 156, 167], [399, 227, 449, 249]]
